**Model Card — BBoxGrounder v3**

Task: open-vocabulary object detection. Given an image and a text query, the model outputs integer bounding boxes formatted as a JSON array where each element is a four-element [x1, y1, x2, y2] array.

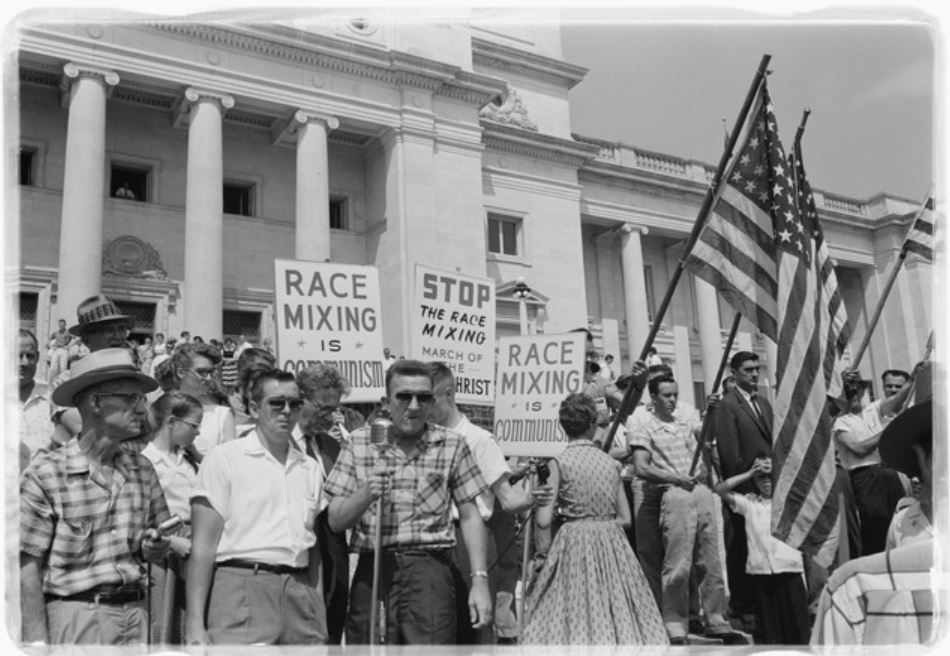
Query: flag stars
[[778, 229, 793, 242]]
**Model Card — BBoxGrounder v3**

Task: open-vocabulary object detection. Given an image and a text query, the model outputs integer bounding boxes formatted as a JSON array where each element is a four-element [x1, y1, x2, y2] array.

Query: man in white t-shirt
[[426, 361, 552, 643]]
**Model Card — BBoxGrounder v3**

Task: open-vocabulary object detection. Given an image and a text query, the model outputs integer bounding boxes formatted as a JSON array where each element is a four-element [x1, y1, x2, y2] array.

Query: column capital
[[174, 88, 235, 127], [62, 62, 120, 87], [620, 223, 649, 237], [293, 110, 340, 131]]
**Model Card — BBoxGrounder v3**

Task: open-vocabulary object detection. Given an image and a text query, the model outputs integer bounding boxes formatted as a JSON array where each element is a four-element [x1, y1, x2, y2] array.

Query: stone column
[[55, 63, 119, 327], [182, 88, 234, 340], [293, 111, 339, 262], [693, 276, 723, 394], [620, 224, 650, 362]]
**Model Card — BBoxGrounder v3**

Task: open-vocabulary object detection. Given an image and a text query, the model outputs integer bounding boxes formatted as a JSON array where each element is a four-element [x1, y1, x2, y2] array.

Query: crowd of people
[[13, 293, 936, 647]]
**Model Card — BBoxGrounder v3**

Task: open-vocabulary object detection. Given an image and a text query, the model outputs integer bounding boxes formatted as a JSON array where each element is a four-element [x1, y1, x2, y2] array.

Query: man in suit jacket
[[295, 364, 356, 645], [713, 351, 773, 630]]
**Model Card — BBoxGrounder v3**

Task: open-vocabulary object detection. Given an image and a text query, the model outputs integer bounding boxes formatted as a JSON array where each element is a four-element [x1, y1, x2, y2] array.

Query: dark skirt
[[748, 572, 809, 644]]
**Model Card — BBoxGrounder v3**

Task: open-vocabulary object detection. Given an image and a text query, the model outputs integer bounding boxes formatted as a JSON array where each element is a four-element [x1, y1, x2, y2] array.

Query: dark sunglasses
[[264, 396, 305, 412], [392, 391, 435, 406]]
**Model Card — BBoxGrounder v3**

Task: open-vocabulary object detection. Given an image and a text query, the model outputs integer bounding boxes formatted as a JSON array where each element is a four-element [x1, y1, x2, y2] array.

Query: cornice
[[149, 22, 505, 107], [471, 37, 588, 89], [481, 120, 599, 168]]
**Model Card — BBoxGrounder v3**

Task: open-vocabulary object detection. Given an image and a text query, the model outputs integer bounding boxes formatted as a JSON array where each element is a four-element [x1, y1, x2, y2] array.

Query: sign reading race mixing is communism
[[493, 332, 586, 458], [274, 259, 385, 403], [410, 264, 496, 405]]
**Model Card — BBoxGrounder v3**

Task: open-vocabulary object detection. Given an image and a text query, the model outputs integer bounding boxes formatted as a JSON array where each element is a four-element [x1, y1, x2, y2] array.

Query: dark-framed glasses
[[265, 396, 305, 412], [95, 391, 147, 405], [392, 391, 435, 406], [188, 367, 216, 378]]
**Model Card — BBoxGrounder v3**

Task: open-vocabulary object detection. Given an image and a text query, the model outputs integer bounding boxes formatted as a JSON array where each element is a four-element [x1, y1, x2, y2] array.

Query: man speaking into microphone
[[325, 359, 492, 644]]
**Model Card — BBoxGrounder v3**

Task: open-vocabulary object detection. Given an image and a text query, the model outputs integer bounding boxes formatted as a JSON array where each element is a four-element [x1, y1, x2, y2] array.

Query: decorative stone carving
[[479, 88, 538, 131], [102, 235, 169, 280]]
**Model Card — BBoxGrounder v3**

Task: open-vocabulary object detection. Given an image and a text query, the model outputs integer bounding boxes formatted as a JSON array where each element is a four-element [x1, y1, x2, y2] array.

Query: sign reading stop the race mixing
[[274, 259, 385, 403], [493, 332, 586, 458], [410, 264, 495, 405]]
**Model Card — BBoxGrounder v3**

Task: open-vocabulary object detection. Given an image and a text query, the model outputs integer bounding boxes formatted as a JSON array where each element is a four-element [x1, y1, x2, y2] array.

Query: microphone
[[369, 411, 393, 450]]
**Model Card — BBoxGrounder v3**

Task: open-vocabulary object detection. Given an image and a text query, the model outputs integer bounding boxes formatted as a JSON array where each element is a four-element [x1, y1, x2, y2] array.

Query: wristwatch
[[470, 569, 489, 579]]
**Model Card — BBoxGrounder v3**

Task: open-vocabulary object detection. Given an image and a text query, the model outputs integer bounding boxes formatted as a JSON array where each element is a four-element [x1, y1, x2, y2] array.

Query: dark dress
[[522, 440, 668, 645]]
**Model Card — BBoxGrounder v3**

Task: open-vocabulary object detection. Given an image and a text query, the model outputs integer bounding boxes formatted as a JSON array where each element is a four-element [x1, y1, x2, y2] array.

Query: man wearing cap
[[185, 369, 327, 645], [325, 358, 492, 644], [19, 348, 172, 645], [832, 363, 922, 556]]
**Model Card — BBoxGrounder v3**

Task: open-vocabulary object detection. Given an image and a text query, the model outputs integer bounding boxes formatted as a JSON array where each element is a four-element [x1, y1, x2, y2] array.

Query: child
[[715, 458, 809, 644]]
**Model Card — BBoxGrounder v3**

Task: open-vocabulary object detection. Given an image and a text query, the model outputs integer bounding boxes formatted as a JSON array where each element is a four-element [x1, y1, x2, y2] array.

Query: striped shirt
[[324, 423, 488, 553], [629, 410, 704, 483], [20, 437, 171, 596]]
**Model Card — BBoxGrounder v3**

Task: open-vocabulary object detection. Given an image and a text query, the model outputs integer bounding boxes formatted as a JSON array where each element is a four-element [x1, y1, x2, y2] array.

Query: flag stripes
[[903, 196, 934, 261]]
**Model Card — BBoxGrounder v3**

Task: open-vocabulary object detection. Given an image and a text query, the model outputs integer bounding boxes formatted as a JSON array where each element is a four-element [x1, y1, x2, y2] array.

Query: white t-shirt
[[730, 493, 804, 575], [192, 431, 327, 567], [193, 404, 235, 456], [142, 442, 197, 522]]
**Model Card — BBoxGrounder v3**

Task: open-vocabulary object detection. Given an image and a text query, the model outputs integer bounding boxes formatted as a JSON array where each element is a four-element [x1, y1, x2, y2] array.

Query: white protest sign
[[493, 332, 586, 458], [274, 259, 385, 402], [410, 264, 495, 405]]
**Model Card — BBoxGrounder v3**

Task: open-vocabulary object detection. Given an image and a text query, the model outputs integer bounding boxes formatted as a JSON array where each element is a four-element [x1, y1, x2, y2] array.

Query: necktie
[[750, 392, 763, 421]]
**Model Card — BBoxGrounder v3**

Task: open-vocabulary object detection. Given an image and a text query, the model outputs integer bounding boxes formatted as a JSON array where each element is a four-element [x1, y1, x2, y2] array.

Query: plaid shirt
[[324, 423, 488, 553], [629, 410, 704, 484], [20, 437, 170, 596]]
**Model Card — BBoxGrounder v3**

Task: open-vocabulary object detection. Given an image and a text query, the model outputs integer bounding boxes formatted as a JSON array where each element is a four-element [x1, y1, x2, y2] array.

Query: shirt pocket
[[301, 494, 320, 530], [415, 472, 449, 515], [52, 504, 95, 567]]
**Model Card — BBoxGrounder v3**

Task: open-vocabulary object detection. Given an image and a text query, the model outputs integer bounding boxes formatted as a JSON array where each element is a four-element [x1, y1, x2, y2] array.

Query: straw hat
[[51, 348, 157, 406], [68, 295, 132, 337]]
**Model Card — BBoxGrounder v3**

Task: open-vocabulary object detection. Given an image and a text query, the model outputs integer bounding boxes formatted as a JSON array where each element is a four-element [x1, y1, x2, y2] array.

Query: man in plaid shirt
[[325, 359, 492, 644], [630, 374, 736, 645], [19, 348, 171, 646]]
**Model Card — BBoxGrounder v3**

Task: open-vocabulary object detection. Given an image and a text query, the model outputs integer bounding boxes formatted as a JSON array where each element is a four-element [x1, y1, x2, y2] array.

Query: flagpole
[[688, 311, 742, 477], [849, 193, 932, 369], [601, 53, 772, 453]]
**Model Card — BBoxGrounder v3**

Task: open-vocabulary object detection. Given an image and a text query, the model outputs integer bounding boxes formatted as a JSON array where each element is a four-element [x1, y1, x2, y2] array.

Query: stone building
[[11, 11, 931, 405]]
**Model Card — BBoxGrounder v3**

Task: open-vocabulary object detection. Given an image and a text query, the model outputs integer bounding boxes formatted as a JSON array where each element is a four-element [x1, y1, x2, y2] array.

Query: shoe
[[706, 629, 749, 645], [688, 618, 705, 635], [669, 636, 689, 646]]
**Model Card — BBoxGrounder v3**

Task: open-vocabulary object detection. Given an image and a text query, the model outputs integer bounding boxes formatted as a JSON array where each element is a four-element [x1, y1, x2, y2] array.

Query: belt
[[47, 584, 145, 605], [370, 548, 453, 565], [217, 559, 307, 575]]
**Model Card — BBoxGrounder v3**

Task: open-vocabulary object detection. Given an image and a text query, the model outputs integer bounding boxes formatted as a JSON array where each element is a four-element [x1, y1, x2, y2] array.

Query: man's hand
[[141, 529, 170, 562], [530, 484, 554, 508], [678, 474, 702, 491], [364, 472, 390, 501], [167, 535, 191, 558], [630, 359, 648, 388], [705, 393, 721, 410], [468, 576, 493, 628]]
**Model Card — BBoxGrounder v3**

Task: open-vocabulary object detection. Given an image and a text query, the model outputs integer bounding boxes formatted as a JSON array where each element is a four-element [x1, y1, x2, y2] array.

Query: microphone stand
[[517, 461, 536, 638], [368, 414, 392, 645]]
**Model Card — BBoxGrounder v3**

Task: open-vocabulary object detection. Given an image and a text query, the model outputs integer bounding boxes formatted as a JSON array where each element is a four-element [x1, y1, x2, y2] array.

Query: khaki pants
[[46, 597, 147, 645]]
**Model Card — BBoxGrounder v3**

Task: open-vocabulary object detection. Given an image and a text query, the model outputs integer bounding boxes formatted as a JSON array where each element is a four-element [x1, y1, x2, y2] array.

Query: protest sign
[[274, 259, 385, 402], [410, 264, 495, 405], [493, 332, 586, 458]]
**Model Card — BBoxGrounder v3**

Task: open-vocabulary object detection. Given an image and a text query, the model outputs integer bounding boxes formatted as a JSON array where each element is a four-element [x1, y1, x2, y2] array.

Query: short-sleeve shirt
[[886, 500, 933, 550], [451, 415, 511, 521], [142, 442, 198, 523], [191, 431, 326, 568], [324, 423, 488, 553], [20, 381, 55, 459], [833, 400, 893, 471], [730, 493, 804, 574], [629, 410, 703, 483], [20, 438, 171, 596]]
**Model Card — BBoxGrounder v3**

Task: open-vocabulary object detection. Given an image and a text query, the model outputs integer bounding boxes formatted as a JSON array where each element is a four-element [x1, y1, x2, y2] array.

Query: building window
[[113, 301, 156, 340], [330, 197, 348, 230], [19, 292, 38, 334], [20, 148, 36, 186], [111, 165, 148, 201], [223, 310, 261, 343], [223, 182, 253, 217], [487, 213, 520, 256]]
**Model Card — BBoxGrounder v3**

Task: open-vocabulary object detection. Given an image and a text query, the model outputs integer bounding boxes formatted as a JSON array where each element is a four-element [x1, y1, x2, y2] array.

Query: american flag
[[686, 81, 841, 565], [902, 196, 935, 261]]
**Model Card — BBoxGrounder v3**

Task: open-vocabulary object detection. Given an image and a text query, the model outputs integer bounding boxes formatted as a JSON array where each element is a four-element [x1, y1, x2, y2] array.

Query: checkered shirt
[[324, 423, 488, 553], [20, 437, 171, 596], [629, 410, 704, 483]]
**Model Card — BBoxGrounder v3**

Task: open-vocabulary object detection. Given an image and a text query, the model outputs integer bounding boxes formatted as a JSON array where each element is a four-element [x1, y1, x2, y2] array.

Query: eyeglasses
[[264, 396, 305, 412], [175, 417, 202, 432], [95, 391, 147, 405], [188, 368, 216, 378], [392, 392, 435, 406]]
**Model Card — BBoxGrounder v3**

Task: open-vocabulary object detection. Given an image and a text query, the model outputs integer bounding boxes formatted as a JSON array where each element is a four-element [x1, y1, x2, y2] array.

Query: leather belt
[[46, 584, 145, 605], [218, 559, 307, 575]]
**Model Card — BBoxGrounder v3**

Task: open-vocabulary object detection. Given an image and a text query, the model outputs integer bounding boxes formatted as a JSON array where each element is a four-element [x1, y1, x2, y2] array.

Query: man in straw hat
[[811, 365, 937, 646], [19, 348, 172, 646]]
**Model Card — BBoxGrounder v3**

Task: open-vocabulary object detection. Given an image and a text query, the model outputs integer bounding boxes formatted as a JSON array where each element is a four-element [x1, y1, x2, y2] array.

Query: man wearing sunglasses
[[20, 348, 171, 646], [186, 369, 327, 645], [325, 359, 492, 644]]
